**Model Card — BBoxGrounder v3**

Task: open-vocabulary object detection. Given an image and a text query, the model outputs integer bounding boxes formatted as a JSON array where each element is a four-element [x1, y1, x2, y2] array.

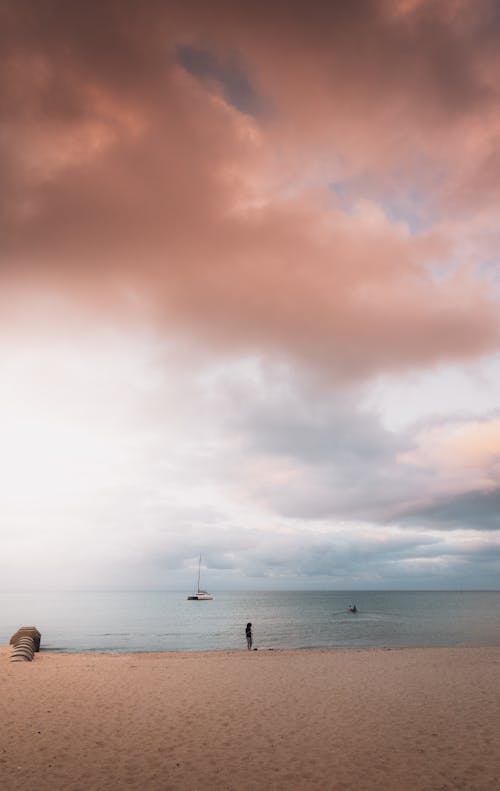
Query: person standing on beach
[[245, 622, 253, 650]]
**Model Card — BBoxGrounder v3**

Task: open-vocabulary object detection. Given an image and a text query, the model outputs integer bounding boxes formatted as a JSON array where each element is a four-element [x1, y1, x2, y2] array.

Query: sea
[[1, 590, 499, 653]]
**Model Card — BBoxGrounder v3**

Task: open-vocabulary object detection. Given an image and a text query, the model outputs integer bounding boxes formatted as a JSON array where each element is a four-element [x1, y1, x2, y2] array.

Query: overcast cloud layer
[[1, 0, 500, 590]]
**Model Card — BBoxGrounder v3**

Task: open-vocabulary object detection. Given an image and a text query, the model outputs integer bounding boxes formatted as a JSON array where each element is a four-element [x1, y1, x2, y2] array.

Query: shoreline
[[6, 640, 500, 656], [5, 642, 500, 658], [2, 644, 500, 790]]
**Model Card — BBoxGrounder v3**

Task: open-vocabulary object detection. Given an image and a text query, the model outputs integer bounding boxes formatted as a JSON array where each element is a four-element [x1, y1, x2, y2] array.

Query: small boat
[[187, 555, 214, 601], [348, 604, 357, 613]]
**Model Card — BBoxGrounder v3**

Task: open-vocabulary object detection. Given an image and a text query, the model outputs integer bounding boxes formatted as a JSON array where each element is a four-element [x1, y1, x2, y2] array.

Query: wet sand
[[1, 644, 500, 790]]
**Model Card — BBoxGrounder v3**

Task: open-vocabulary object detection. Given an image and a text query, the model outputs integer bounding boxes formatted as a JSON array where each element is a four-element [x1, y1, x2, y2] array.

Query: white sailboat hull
[[187, 592, 213, 600]]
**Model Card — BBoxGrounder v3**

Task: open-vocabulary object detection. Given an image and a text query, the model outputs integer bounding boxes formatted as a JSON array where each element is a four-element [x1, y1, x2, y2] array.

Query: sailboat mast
[[197, 554, 201, 593]]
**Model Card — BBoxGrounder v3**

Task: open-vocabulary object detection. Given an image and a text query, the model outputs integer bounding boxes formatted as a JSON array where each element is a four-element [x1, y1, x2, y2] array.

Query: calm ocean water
[[1, 590, 499, 653]]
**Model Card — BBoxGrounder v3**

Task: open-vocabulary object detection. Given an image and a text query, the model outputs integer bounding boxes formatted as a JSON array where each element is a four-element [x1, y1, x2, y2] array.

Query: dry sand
[[1, 644, 500, 791]]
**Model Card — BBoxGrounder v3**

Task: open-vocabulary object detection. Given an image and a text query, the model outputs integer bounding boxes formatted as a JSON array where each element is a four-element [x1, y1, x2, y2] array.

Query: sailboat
[[187, 555, 214, 600]]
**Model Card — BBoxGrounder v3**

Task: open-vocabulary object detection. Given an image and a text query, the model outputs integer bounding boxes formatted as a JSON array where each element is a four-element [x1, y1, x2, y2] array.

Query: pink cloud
[[400, 417, 500, 492], [1, 0, 499, 380]]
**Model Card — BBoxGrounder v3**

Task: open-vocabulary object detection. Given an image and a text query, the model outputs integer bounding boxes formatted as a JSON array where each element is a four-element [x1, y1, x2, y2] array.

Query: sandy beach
[[1, 645, 500, 791]]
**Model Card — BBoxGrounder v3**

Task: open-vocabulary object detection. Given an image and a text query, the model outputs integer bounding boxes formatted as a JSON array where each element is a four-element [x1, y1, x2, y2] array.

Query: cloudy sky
[[1, 0, 500, 591]]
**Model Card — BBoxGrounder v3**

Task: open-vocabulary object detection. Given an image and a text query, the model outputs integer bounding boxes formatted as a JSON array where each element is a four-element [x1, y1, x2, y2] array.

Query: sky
[[1, 0, 500, 591]]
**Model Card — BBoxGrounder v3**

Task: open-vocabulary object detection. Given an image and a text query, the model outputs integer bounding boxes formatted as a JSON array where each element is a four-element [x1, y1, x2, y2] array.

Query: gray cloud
[[219, 374, 422, 522], [398, 488, 500, 531], [108, 528, 500, 591], [176, 45, 265, 116]]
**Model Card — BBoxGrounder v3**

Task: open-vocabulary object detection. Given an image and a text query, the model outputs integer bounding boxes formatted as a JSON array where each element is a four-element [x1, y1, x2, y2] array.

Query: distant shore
[[2, 644, 500, 790]]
